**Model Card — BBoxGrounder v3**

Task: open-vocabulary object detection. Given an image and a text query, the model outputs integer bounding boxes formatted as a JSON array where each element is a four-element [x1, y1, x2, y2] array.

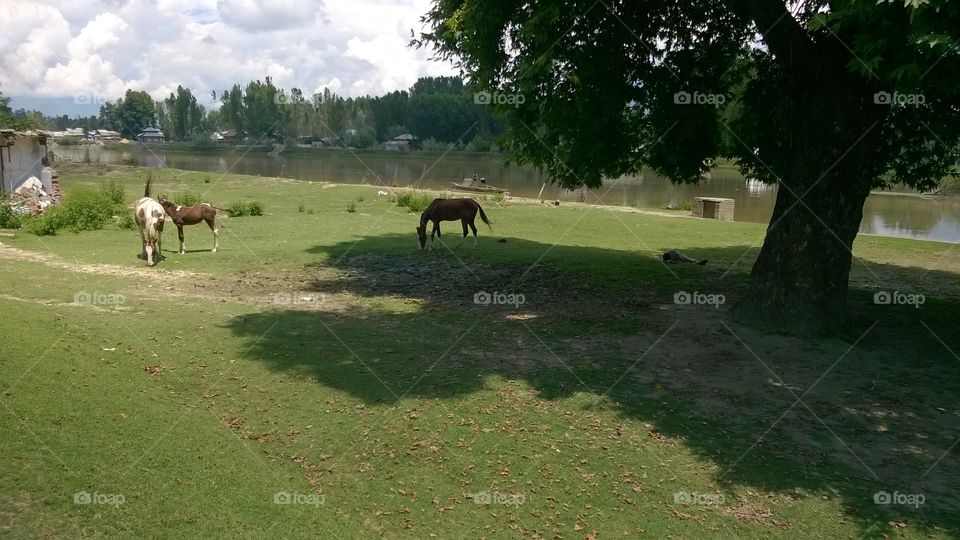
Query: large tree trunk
[[735, 172, 873, 333]]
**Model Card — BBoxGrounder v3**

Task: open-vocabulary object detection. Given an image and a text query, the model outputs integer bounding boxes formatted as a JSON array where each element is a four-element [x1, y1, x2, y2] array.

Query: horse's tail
[[476, 202, 493, 230], [143, 174, 153, 198]]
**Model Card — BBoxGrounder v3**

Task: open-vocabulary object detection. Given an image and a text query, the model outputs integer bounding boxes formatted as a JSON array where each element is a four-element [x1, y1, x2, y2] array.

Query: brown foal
[[158, 197, 222, 254]]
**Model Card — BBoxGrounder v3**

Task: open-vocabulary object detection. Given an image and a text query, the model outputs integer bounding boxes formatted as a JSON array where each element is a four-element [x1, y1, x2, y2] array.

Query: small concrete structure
[[692, 197, 735, 221], [1, 129, 50, 193]]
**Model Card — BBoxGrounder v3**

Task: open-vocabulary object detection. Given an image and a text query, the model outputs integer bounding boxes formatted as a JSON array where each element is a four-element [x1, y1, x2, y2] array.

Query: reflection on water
[[58, 145, 958, 243]]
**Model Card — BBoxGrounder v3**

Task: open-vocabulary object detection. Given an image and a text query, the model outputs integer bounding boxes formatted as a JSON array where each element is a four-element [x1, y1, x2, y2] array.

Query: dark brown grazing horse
[[158, 197, 223, 253], [417, 198, 492, 249]]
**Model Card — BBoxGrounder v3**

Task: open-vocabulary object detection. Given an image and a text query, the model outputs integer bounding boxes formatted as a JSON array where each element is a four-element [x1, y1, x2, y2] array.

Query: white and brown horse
[[158, 197, 223, 254], [417, 198, 492, 249], [134, 178, 165, 266]]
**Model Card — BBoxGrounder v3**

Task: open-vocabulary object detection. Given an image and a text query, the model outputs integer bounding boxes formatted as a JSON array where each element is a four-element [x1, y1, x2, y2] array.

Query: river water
[[56, 145, 960, 243]]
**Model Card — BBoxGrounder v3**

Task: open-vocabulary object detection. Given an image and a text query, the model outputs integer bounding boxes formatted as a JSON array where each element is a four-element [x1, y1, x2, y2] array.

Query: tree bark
[[735, 172, 873, 333]]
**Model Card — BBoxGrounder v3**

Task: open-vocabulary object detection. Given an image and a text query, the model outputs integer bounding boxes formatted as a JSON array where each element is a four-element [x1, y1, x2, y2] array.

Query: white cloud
[[217, 0, 323, 32], [66, 12, 128, 58], [2, 0, 457, 112]]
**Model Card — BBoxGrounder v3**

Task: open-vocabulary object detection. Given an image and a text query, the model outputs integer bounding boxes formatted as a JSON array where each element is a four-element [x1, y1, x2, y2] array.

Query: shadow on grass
[[226, 233, 960, 536]]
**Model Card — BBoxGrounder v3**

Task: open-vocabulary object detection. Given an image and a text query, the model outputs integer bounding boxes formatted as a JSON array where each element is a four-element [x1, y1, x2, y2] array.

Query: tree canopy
[[418, 0, 960, 331]]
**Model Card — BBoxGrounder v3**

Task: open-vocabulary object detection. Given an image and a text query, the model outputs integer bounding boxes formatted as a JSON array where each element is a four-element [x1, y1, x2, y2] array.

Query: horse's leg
[[456, 219, 468, 248], [469, 219, 479, 248], [207, 216, 219, 252], [139, 228, 147, 260], [177, 225, 185, 254], [430, 222, 440, 250]]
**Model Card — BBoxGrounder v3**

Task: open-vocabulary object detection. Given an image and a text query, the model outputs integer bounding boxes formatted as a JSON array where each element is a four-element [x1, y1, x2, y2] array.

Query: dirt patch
[[0, 293, 135, 313], [0, 242, 359, 313], [724, 500, 777, 525]]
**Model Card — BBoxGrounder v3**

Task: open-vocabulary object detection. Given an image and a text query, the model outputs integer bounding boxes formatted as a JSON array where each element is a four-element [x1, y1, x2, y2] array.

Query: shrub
[[298, 204, 305, 213], [99, 179, 125, 206], [229, 201, 265, 217], [0, 204, 24, 229], [174, 191, 202, 206], [116, 212, 135, 230], [346, 201, 356, 213], [26, 211, 61, 236], [229, 201, 249, 216], [56, 188, 116, 232], [25, 180, 129, 235], [190, 133, 216, 150], [395, 192, 433, 213]]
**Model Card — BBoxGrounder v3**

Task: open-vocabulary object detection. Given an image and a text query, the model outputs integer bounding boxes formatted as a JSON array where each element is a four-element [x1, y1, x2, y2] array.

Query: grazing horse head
[[416, 225, 428, 250]]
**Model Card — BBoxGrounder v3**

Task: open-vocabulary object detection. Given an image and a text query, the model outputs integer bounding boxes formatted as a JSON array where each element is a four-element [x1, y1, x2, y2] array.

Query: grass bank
[[1, 164, 958, 538]]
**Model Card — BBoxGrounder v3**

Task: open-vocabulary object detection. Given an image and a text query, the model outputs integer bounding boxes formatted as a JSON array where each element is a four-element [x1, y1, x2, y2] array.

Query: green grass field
[[1, 163, 958, 538]]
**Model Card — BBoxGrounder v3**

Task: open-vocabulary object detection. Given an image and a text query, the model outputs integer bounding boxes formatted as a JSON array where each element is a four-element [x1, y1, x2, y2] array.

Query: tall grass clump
[[229, 200, 265, 217], [174, 191, 202, 206], [395, 192, 433, 213]]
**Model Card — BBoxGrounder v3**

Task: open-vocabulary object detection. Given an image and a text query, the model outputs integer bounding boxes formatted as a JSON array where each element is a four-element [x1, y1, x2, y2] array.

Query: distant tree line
[[4, 77, 505, 150]]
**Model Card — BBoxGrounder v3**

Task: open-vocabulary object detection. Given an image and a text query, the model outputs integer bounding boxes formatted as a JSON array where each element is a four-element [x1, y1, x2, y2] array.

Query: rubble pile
[[5, 168, 62, 216]]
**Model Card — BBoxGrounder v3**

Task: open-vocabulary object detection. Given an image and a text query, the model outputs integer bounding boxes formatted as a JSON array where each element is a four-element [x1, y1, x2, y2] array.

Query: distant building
[[220, 129, 238, 142], [49, 128, 86, 140], [384, 133, 419, 151], [137, 127, 165, 143], [0, 129, 50, 193], [92, 129, 121, 141], [319, 136, 343, 148]]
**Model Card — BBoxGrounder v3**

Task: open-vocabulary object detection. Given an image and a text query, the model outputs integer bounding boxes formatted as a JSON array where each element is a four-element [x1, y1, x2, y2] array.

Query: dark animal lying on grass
[[662, 250, 708, 265], [417, 198, 492, 250]]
